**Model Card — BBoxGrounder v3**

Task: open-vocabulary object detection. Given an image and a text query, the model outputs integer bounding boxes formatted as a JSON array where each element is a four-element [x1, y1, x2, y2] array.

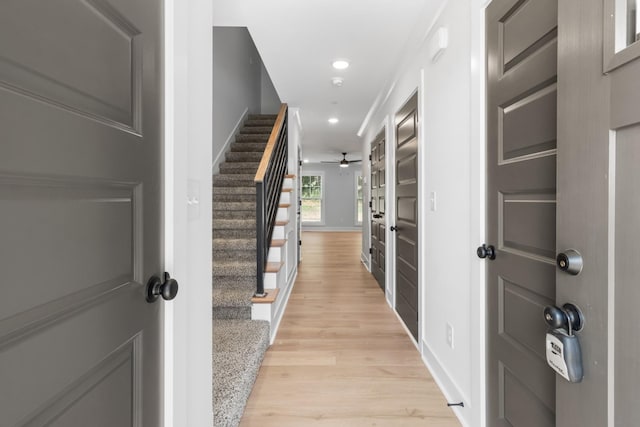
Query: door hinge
[[369, 247, 373, 254], [299, 160, 303, 166], [299, 240, 302, 246], [368, 200, 372, 208], [369, 154, 372, 161]]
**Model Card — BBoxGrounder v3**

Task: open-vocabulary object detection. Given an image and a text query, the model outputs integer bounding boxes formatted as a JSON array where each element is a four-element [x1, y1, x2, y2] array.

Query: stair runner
[[213, 114, 276, 427]]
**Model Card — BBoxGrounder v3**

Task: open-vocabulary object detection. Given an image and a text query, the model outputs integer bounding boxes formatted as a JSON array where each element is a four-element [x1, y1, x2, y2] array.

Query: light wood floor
[[240, 232, 461, 426]]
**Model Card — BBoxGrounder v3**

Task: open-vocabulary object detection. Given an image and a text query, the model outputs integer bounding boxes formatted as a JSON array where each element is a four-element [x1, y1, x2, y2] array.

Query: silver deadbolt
[[556, 249, 583, 275]]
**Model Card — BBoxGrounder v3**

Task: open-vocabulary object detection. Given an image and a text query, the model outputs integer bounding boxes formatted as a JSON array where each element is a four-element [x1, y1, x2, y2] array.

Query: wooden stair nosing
[[279, 203, 291, 208], [270, 239, 286, 248], [285, 174, 295, 179], [265, 261, 284, 273], [252, 288, 279, 304], [275, 220, 289, 226], [281, 188, 293, 193]]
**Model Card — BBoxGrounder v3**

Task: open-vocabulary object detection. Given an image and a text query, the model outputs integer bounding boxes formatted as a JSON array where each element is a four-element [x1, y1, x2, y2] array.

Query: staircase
[[213, 114, 277, 427]]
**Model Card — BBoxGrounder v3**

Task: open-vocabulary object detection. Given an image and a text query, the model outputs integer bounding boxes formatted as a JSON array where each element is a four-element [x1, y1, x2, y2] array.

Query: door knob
[[373, 213, 382, 219], [390, 225, 398, 232], [477, 244, 496, 260], [146, 272, 179, 303], [556, 249, 583, 275]]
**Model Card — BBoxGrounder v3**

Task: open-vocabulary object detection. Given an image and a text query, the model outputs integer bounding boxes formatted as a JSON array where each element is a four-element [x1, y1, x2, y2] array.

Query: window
[[301, 174, 323, 223], [356, 174, 364, 224]]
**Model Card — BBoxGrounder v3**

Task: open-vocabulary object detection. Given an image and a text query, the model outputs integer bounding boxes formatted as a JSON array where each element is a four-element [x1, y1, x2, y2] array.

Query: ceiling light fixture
[[332, 59, 350, 70], [332, 77, 344, 87], [328, 117, 339, 124], [303, 158, 309, 163], [340, 159, 349, 168]]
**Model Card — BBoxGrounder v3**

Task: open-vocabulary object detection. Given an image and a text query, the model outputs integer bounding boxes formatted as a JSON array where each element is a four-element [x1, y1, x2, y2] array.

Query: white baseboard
[[360, 252, 371, 271], [269, 267, 297, 344], [420, 340, 472, 427], [212, 107, 249, 175]]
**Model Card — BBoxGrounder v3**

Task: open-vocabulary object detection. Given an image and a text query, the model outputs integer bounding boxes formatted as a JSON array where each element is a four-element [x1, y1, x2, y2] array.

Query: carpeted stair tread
[[213, 193, 256, 203], [213, 174, 256, 187], [213, 218, 255, 230], [213, 259, 256, 277], [213, 202, 256, 212], [248, 114, 277, 120], [213, 210, 256, 220], [219, 162, 260, 174], [213, 228, 257, 239], [225, 152, 264, 162], [213, 319, 270, 427], [245, 119, 276, 127], [213, 276, 257, 289], [213, 186, 255, 195], [213, 239, 255, 252], [239, 126, 272, 134], [230, 142, 267, 152], [213, 287, 254, 308], [235, 134, 270, 143], [213, 249, 255, 261]]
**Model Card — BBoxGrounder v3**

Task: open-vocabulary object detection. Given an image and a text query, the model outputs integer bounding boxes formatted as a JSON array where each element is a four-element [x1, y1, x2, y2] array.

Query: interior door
[[394, 93, 419, 341], [556, 0, 640, 424], [486, 0, 558, 424], [370, 129, 386, 291], [0, 1, 165, 425]]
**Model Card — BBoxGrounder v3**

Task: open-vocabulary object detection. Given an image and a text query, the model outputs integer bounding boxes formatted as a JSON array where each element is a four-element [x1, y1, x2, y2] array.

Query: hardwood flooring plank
[[240, 232, 460, 427]]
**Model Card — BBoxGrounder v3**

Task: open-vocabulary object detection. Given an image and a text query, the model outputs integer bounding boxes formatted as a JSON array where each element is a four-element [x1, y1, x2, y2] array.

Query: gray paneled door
[[394, 93, 418, 341], [486, 0, 558, 424], [0, 1, 164, 426], [370, 129, 386, 291], [556, 0, 640, 425]]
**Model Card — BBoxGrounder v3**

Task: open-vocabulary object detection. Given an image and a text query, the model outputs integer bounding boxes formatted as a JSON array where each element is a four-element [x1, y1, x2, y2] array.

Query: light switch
[[430, 191, 437, 211], [188, 179, 200, 220]]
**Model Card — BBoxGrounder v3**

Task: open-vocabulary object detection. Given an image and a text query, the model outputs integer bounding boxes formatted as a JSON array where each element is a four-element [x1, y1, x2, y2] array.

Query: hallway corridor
[[240, 232, 460, 426]]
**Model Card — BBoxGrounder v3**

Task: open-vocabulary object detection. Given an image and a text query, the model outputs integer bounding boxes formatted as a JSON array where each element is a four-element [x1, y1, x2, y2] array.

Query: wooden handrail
[[254, 103, 289, 297], [255, 103, 288, 183]]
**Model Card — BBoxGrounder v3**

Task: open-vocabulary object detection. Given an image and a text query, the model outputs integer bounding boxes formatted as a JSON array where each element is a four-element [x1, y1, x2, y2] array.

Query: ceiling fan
[[321, 152, 362, 168]]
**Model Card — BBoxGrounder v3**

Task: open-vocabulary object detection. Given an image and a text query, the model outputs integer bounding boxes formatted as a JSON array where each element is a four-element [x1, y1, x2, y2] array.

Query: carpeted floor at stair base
[[212, 114, 276, 427]]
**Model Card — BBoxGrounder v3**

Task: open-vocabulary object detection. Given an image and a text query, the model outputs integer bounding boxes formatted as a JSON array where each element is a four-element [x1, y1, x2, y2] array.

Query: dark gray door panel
[[486, 0, 557, 424], [394, 93, 419, 341], [0, 0, 163, 425]]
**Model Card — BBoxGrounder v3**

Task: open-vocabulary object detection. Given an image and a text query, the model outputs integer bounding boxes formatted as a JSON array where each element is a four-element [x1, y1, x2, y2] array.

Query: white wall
[[301, 162, 362, 231], [359, 1, 485, 425], [166, 1, 212, 426]]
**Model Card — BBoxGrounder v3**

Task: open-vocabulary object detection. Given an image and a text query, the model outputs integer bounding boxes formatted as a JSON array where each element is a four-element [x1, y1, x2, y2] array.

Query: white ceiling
[[213, 0, 441, 162]]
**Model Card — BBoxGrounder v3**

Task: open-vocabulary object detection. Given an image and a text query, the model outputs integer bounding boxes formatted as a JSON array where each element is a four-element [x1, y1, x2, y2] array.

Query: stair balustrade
[[254, 103, 288, 297]]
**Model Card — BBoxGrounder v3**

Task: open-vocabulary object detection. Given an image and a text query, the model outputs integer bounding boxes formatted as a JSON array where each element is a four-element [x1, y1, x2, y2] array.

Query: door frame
[[164, 1, 213, 426]]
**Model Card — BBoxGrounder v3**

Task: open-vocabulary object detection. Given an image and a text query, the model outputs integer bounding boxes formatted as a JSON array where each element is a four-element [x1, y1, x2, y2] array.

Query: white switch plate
[[430, 191, 437, 211], [446, 323, 454, 349]]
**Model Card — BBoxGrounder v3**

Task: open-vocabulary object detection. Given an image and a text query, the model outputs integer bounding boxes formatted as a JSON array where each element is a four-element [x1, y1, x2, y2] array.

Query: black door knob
[[373, 213, 382, 219], [390, 225, 398, 232], [477, 244, 496, 260], [146, 272, 179, 303]]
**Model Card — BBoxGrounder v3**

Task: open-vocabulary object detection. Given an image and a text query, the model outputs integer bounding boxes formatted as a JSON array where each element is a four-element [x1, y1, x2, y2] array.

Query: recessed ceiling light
[[332, 60, 350, 70], [332, 77, 344, 87], [328, 117, 339, 124]]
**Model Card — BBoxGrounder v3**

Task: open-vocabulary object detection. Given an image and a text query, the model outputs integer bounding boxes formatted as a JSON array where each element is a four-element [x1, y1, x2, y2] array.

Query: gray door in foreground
[[486, 0, 558, 424], [394, 93, 419, 341], [0, 0, 164, 425], [557, 0, 640, 424], [370, 129, 386, 291]]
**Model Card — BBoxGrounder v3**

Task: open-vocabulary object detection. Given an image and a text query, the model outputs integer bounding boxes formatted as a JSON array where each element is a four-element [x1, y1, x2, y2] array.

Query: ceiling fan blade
[[320, 161, 339, 163], [350, 160, 362, 163]]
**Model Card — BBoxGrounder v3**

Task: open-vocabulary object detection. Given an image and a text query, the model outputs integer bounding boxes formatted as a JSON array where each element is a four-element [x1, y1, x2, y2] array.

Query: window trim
[[301, 171, 325, 225], [355, 172, 363, 225]]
